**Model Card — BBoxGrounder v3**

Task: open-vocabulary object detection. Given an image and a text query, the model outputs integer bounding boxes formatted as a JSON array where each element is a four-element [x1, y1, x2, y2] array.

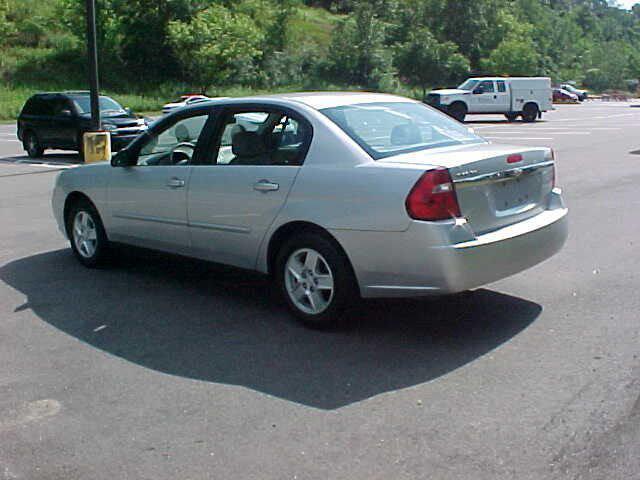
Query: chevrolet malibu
[[51, 92, 568, 328]]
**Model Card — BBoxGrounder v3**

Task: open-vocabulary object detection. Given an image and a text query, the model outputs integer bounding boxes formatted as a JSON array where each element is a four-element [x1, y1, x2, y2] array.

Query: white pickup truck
[[426, 77, 553, 123]]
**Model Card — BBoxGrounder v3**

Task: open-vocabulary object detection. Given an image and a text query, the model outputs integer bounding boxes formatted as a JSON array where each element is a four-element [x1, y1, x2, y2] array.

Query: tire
[[275, 232, 357, 329], [66, 198, 110, 268], [23, 131, 44, 158], [505, 113, 518, 122], [76, 132, 85, 162], [522, 103, 539, 123], [448, 102, 467, 122]]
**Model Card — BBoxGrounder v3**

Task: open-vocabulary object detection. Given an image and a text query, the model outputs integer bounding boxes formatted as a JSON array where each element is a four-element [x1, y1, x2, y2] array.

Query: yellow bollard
[[83, 131, 111, 163]]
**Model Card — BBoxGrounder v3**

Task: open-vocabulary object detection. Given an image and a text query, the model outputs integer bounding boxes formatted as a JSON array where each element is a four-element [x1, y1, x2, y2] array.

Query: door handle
[[166, 177, 185, 188], [253, 180, 279, 192]]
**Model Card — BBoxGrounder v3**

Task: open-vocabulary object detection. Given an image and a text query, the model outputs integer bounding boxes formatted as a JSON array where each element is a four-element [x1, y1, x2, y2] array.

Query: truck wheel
[[522, 103, 539, 123], [448, 102, 467, 122], [505, 113, 518, 122]]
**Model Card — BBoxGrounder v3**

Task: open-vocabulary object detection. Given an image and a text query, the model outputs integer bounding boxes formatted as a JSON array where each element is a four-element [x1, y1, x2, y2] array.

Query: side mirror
[[61, 109, 73, 117], [111, 149, 134, 167], [473, 86, 484, 94], [125, 107, 132, 115]]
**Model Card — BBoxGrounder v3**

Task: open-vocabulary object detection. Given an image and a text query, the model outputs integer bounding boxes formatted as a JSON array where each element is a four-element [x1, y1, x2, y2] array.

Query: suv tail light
[[405, 168, 461, 221]]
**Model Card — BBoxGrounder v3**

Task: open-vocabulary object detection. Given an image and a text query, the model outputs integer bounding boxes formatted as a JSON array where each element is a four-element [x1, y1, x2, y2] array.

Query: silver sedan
[[51, 92, 568, 328]]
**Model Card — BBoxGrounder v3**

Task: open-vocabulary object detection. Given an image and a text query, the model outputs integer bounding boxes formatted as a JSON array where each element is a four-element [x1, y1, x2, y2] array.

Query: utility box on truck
[[426, 77, 553, 123]]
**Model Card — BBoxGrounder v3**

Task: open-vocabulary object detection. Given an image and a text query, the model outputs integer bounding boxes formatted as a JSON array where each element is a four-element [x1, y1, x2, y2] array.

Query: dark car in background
[[17, 92, 148, 159], [553, 87, 579, 103], [560, 83, 588, 101]]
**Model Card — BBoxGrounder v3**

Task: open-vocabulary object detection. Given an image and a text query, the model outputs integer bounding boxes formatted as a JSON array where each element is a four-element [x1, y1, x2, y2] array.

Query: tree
[[481, 37, 541, 76], [438, 0, 507, 69], [325, 1, 395, 88], [167, 4, 264, 92], [0, 0, 15, 46], [395, 27, 469, 98]]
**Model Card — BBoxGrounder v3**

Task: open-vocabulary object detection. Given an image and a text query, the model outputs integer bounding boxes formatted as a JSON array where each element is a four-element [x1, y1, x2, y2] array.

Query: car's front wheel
[[66, 199, 110, 267], [275, 233, 356, 328]]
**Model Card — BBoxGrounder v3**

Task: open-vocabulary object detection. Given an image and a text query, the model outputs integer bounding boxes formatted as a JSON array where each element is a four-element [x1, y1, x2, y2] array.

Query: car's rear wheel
[[522, 103, 539, 123], [66, 199, 110, 268], [275, 233, 356, 329], [448, 102, 467, 122], [23, 131, 44, 158]]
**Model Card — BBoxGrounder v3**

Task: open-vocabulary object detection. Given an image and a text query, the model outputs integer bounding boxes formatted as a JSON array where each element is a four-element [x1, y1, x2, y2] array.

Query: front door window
[[137, 115, 209, 166]]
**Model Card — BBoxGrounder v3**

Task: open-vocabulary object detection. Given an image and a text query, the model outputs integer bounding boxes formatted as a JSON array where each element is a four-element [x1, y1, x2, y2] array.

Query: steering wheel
[[169, 141, 196, 165]]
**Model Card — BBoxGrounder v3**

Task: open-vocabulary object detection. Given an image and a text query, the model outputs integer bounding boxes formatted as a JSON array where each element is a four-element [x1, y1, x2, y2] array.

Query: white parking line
[[480, 130, 591, 135], [484, 136, 553, 140]]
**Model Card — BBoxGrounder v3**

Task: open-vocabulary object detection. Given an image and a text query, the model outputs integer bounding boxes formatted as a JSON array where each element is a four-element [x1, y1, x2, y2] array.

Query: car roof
[[195, 92, 416, 111]]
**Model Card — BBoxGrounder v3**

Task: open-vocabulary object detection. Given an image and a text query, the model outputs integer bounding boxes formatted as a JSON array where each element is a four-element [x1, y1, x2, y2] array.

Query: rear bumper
[[332, 189, 568, 298]]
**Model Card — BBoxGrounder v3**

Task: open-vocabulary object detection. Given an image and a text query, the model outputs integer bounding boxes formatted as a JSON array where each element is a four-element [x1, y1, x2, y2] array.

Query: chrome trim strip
[[455, 160, 554, 187], [113, 213, 251, 234], [368, 285, 440, 291], [113, 212, 187, 226], [188, 221, 251, 234]]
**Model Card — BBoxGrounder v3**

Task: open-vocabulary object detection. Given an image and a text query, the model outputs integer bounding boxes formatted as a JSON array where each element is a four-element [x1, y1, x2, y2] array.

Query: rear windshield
[[320, 102, 483, 160]]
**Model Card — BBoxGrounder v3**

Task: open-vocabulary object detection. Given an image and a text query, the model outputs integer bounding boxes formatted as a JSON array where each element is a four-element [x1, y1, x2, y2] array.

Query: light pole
[[85, 0, 100, 131]]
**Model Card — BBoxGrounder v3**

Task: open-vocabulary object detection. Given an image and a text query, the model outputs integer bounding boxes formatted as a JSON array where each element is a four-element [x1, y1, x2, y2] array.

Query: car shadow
[[0, 152, 82, 165], [630, 149, 640, 155], [0, 248, 542, 410]]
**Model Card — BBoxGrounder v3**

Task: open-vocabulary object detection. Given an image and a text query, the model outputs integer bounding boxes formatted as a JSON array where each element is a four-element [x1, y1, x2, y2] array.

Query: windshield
[[458, 79, 480, 91], [71, 96, 126, 116], [320, 102, 484, 160]]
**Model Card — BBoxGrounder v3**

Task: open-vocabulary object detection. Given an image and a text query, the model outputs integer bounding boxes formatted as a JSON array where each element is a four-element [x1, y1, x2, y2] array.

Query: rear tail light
[[545, 149, 556, 188], [406, 168, 461, 221]]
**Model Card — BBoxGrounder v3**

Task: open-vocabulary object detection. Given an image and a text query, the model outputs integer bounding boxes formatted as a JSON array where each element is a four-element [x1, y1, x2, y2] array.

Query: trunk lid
[[381, 143, 555, 234]]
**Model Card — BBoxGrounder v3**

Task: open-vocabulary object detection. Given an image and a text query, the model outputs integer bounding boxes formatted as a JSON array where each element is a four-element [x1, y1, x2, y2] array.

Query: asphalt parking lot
[[1, 102, 639, 479]]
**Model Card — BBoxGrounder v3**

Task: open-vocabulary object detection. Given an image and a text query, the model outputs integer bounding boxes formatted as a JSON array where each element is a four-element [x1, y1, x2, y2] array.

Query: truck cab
[[426, 77, 553, 123]]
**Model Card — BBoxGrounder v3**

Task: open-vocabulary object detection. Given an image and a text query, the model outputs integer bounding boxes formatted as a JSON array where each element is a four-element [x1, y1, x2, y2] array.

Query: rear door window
[[213, 110, 311, 166], [496, 80, 507, 93], [478, 80, 495, 93]]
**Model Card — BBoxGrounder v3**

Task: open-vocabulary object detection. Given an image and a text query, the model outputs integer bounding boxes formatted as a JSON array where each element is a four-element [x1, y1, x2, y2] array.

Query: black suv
[[17, 92, 149, 159]]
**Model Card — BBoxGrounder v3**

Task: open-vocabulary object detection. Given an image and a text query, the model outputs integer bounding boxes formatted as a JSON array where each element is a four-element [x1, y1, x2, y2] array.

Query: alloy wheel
[[284, 248, 335, 315], [73, 211, 98, 259]]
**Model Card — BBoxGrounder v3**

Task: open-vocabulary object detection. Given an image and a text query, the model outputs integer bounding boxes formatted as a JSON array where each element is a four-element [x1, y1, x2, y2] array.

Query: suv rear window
[[22, 96, 52, 116]]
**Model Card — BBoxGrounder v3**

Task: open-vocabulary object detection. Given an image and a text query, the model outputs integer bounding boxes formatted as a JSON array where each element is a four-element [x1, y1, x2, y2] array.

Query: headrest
[[174, 124, 191, 143], [390, 123, 422, 146], [232, 130, 268, 157]]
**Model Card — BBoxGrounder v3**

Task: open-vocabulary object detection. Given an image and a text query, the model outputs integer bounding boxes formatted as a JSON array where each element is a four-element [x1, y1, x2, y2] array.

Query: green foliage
[[3, 0, 640, 122], [0, 0, 15, 47], [480, 37, 541, 77], [395, 28, 469, 97], [167, 4, 264, 92], [325, 1, 395, 89]]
